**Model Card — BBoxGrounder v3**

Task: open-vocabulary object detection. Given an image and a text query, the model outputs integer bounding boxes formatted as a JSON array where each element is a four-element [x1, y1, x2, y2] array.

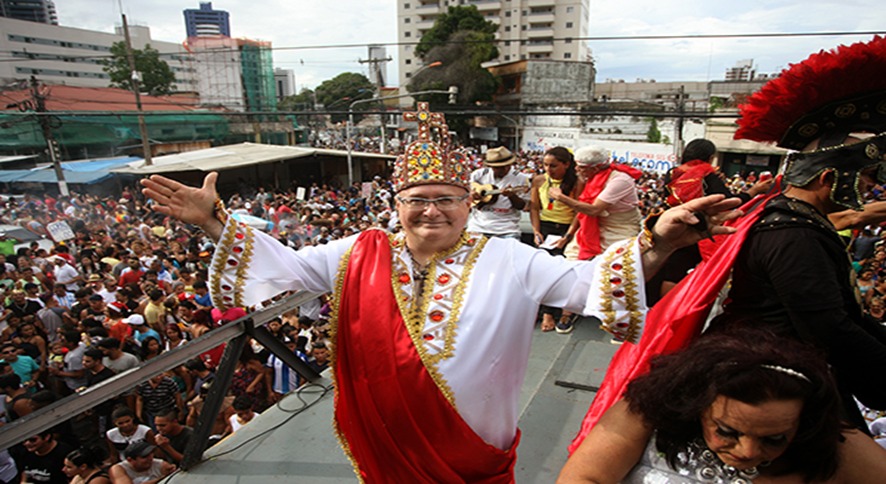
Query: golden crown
[[392, 102, 470, 192]]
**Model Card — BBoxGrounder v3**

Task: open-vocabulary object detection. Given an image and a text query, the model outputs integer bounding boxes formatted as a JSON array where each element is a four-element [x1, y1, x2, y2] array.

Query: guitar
[[471, 182, 530, 208]]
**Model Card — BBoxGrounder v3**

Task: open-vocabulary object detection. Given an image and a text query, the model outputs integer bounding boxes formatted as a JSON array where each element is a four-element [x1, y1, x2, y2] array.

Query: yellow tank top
[[539, 176, 575, 224]]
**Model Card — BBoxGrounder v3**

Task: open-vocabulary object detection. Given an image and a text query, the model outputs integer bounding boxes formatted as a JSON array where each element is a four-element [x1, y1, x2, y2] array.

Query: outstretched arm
[[140, 172, 224, 241], [640, 194, 742, 280]]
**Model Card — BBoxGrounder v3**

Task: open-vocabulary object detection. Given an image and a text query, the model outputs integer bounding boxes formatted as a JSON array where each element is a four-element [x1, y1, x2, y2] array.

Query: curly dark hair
[[543, 146, 578, 196], [625, 326, 842, 481]]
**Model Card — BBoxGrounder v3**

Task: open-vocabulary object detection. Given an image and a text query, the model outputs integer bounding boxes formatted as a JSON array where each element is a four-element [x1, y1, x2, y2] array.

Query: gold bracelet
[[213, 198, 229, 225], [639, 211, 662, 253]]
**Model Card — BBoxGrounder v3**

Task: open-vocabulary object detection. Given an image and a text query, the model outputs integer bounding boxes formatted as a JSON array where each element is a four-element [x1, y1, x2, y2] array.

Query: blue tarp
[[0, 169, 113, 184], [60, 157, 140, 172]]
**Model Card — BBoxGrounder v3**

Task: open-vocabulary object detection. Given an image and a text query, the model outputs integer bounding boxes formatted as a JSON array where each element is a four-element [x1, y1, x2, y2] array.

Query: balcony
[[416, 16, 437, 29], [526, 27, 554, 38], [468, 0, 502, 11], [415, 1, 442, 12], [528, 12, 555, 23], [527, 0, 555, 6], [526, 42, 554, 54]]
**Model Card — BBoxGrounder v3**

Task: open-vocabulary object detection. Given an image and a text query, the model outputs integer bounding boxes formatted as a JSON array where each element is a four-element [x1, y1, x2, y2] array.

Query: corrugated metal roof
[[112, 142, 395, 175]]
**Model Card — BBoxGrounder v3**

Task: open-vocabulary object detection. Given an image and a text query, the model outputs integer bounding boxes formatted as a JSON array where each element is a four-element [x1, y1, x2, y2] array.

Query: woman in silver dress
[[558, 327, 886, 483]]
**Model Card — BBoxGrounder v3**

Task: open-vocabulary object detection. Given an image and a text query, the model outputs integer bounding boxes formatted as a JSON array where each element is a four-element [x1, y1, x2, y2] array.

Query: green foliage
[[101, 42, 176, 95], [709, 96, 726, 112], [278, 88, 316, 111], [646, 118, 662, 144], [415, 6, 498, 59], [314, 73, 376, 123]]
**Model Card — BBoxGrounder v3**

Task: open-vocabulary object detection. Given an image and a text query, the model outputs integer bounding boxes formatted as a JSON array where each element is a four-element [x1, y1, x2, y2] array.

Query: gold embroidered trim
[[390, 231, 487, 408], [209, 220, 253, 310], [596, 238, 644, 344], [327, 244, 363, 483]]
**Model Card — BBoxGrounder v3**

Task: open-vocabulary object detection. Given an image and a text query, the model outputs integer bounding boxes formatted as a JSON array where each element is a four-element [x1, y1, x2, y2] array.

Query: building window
[[565, 37, 572, 44], [504, 55, 510, 61], [564, 53, 572, 59], [505, 26, 510, 32], [504, 40, 510, 46], [566, 22, 573, 28], [505, 10, 511, 17], [521, 25, 527, 31], [406, 72, 412, 78], [405, 17, 411, 23], [405, 31, 411, 37], [404, 3, 410, 8], [566, 6, 573, 13], [406, 59, 412, 64]]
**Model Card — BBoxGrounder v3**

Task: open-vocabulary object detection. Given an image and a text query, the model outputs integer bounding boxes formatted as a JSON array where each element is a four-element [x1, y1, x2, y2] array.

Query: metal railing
[[0, 291, 321, 470]]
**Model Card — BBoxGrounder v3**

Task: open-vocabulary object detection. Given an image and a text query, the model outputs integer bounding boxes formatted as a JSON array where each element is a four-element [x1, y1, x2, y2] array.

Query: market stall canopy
[[111, 142, 395, 175]]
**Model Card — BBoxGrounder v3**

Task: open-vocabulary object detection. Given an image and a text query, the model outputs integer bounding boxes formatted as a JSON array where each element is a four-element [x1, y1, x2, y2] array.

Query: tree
[[279, 88, 316, 111], [314, 73, 376, 123], [415, 6, 498, 59], [646, 118, 662, 143], [101, 42, 176, 95], [409, 7, 500, 136]]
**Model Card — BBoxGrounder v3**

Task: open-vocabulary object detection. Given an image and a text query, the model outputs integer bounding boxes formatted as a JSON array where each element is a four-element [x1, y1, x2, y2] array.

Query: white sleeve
[[208, 219, 357, 309], [584, 238, 648, 343]]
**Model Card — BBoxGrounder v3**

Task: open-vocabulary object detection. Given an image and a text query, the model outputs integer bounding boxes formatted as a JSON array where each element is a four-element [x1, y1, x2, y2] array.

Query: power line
[[0, 29, 881, 64]]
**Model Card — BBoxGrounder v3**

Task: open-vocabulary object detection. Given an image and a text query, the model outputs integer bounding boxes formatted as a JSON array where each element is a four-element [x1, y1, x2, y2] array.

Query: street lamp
[[346, 87, 458, 186]]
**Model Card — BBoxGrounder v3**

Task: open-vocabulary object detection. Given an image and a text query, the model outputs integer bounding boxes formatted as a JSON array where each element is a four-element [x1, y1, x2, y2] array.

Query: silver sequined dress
[[622, 436, 760, 484]]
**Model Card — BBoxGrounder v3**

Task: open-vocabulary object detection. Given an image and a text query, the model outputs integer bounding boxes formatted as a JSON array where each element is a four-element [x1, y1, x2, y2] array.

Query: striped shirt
[[136, 377, 178, 414]]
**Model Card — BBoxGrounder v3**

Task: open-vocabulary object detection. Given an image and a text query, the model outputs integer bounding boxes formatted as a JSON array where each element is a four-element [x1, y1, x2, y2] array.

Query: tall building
[[274, 68, 296, 100], [396, 0, 589, 87], [0, 17, 196, 90], [183, 2, 230, 38], [0, 0, 57, 25], [725, 59, 756, 82], [188, 36, 276, 111]]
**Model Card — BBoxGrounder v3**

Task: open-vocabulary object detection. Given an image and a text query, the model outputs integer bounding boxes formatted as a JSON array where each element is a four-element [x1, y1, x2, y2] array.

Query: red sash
[[334, 231, 518, 483], [576, 164, 643, 259], [567, 186, 780, 454], [666, 159, 717, 207]]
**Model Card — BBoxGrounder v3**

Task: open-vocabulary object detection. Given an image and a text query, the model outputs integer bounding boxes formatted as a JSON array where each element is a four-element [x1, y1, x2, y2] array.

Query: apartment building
[[397, 0, 589, 87], [0, 17, 197, 91]]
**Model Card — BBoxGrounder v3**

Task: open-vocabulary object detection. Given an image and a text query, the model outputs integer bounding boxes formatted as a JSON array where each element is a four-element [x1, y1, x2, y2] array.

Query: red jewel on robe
[[398, 273, 411, 284], [611, 263, 623, 271], [616, 322, 629, 329], [612, 290, 625, 298], [232, 246, 243, 254], [423, 334, 434, 341], [222, 284, 232, 291], [444, 258, 454, 264], [437, 274, 451, 284], [429, 310, 445, 322], [227, 259, 238, 266], [610, 277, 622, 285], [433, 294, 443, 300], [235, 232, 245, 240]]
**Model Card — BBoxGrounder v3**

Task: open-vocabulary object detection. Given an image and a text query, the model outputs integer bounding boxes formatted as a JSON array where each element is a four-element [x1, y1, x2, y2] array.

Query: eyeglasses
[[396, 194, 469, 211]]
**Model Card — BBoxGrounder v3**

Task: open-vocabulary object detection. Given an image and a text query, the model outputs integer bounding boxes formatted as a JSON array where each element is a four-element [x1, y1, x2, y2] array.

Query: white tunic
[[210, 222, 645, 450]]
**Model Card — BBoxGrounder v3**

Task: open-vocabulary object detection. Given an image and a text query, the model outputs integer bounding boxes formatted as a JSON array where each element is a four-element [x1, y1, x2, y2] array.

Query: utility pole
[[120, 13, 153, 165], [30, 76, 68, 197], [674, 85, 685, 160], [359, 49, 392, 153]]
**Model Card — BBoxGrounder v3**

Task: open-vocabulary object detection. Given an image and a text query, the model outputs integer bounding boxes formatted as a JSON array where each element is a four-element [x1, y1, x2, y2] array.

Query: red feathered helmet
[[735, 36, 886, 210]]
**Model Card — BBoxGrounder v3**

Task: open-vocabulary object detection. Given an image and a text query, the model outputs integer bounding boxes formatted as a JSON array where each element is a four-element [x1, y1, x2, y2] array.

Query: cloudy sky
[[59, 0, 883, 91]]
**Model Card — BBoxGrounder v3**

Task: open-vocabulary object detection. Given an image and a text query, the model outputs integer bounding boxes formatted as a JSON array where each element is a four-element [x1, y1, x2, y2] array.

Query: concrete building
[[187, 36, 276, 111], [274, 68, 296, 101], [0, 17, 197, 91], [0, 0, 57, 25], [183, 2, 230, 38], [725, 59, 755, 82], [397, 0, 589, 87]]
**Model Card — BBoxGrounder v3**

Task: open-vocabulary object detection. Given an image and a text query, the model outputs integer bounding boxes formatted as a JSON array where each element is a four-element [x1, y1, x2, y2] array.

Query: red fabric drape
[[567, 186, 780, 454], [334, 231, 518, 483], [576, 164, 643, 259], [665, 159, 717, 207]]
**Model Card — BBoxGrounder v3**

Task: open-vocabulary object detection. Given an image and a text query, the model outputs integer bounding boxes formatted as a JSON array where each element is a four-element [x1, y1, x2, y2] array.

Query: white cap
[[123, 314, 145, 326]]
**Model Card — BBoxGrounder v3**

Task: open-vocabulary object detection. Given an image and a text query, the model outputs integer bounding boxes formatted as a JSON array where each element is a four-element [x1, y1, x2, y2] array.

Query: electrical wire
[[0, 29, 881, 63]]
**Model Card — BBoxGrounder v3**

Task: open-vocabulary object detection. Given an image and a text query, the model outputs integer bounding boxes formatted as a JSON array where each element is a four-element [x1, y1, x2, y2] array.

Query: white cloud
[[55, 0, 883, 89]]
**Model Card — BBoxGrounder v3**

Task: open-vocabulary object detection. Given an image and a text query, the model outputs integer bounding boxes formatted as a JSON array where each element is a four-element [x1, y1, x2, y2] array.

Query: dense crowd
[[0, 157, 825, 482]]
